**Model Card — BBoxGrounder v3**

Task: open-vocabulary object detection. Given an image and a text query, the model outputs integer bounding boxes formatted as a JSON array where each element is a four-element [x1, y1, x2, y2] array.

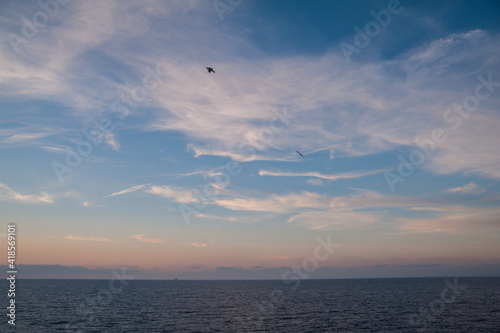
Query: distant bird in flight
[[296, 150, 305, 158], [206, 67, 216, 73]]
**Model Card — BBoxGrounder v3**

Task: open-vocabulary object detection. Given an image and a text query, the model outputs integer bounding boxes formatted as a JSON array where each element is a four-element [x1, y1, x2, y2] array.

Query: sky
[[0, 0, 499, 280]]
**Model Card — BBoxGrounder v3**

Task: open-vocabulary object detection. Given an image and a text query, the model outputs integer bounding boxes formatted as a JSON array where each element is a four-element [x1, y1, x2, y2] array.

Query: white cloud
[[1, 0, 498, 266], [0, 124, 65, 149], [143, 178, 498, 233], [327, 190, 419, 210], [104, 133, 120, 151], [421, 114, 500, 178], [213, 191, 329, 213], [284, 190, 418, 230], [306, 178, 324, 186], [40, 145, 69, 154], [402, 29, 486, 76], [191, 242, 207, 247], [65, 235, 111, 242], [446, 182, 484, 194], [103, 184, 151, 198], [285, 190, 500, 232], [397, 207, 500, 234], [145, 185, 196, 203], [259, 169, 387, 181], [189, 145, 293, 163], [288, 210, 379, 230], [1, 2, 500, 182], [194, 213, 266, 224], [132, 234, 165, 243], [174, 165, 226, 179], [6, 133, 50, 142], [144, 28, 500, 179], [143, 182, 492, 232], [0, 183, 54, 203]]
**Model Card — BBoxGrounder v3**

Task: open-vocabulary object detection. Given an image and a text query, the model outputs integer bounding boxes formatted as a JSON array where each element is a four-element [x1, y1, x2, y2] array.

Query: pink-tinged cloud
[[328, 190, 419, 209], [132, 234, 165, 243], [397, 207, 500, 234], [145, 185, 196, 203], [213, 191, 329, 213], [288, 210, 379, 230], [446, 182, 484, 194], [65, 235, 111, 242]]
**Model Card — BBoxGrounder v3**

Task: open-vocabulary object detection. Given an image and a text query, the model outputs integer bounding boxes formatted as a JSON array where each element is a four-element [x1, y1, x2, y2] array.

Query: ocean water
[[2, 277, 499, 332]]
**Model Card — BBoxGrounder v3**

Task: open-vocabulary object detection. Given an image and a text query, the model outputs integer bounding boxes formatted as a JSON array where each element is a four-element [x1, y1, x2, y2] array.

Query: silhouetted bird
[[206, 67, 216, 73], [296, 151, 305, 158]]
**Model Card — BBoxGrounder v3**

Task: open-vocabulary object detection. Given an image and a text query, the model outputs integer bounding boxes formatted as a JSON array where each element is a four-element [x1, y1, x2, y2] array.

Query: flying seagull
[[296, 150, 305, 158], [206, 67, 216, 73]]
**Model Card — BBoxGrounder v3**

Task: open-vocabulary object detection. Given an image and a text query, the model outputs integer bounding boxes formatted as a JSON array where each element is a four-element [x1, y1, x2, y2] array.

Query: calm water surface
[[2, 277, 499, 332]]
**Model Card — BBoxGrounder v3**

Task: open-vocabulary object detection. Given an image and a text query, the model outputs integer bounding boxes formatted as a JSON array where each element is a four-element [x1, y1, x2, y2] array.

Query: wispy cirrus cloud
[[6, 133, 50, 142], [1, 0, 499, 180], [306, 178, 324, 186], [65, 235, 111, 242], [173, 165, 226, 179], [286, 191, 500, 232], [258, 169, 387, 181], [141, 179, 498, 233], [0, 0, 154, 108], [0, 183, 54, 204], [146, 29, 500, 181], [327, 190, 421, 210], [188, 145, 293, 163], [213, 191, 329, 213], [285, 190, 412, 230], [0, 124, 65, 149], [287, 210, 380, 230], [396, 207, 500, 234], [446, 182, 484, 194], [39, 145, 69, 154], [145, 185, 197, 203], [132, 234, 165, 243], [103, 184, 151, 198], [0, 0, 498, 281], [104, 133, 120, 151]]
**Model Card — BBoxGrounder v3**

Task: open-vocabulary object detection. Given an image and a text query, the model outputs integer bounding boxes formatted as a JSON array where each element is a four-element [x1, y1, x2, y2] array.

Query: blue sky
[[1, 0, 499, 279]]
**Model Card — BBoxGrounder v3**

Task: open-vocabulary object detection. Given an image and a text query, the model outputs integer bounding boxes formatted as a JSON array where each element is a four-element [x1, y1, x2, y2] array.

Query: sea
[[2, 277, 499, 332]]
